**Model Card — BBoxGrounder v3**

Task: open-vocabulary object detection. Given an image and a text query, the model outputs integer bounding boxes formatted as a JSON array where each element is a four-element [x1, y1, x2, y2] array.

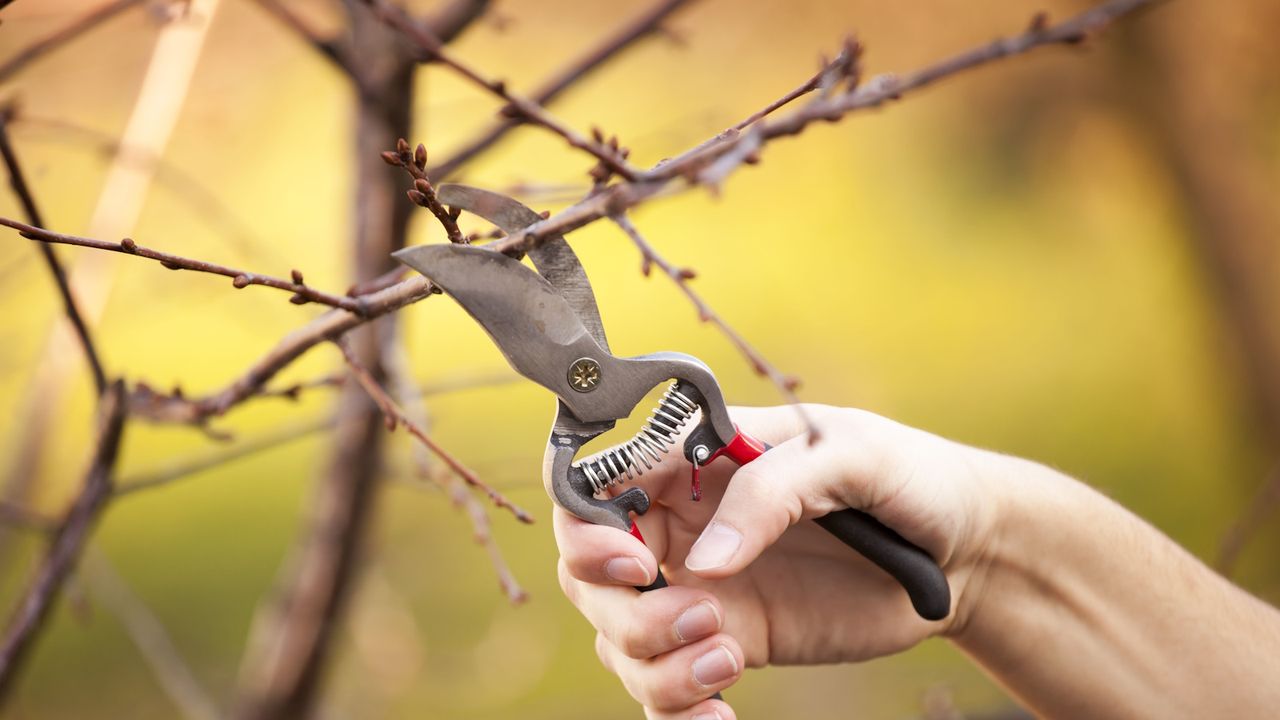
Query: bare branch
[[421, 0, 491, 45], [338, 340, 533, 524], [362, 0, 642, 181], [612, 214, 819, 439], [185, 275, 434, 422], [0, 217, 370, 314], [0, 111, 108, 395], [251, 0, 351, 72], [0, 380, 127, 702], [0, 502, 55, 533], [428, 0, 697, 180], [381, 140, 465, 243], [113, 371, 518, 497], [0, 0, 146, 83], [385, 346, 526, 603], [171, 0, 1155, 440], [84, 550, 221, 720]]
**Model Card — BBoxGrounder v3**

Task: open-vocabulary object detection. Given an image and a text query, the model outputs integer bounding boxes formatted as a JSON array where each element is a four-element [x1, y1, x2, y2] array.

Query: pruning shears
[[393, 185, 950, 622]]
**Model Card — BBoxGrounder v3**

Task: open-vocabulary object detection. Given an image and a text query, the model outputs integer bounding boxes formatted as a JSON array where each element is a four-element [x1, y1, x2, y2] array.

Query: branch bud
[[232, 275, 250, 288], [291, 269, 304, 285]]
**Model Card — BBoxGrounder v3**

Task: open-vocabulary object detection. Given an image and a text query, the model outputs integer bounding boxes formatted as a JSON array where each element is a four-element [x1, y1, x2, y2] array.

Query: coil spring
[[577, 383, 698, 495]]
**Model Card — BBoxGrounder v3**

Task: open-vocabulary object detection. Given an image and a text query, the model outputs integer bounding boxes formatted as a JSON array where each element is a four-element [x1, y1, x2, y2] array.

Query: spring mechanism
[[577, 383, 699, 495]]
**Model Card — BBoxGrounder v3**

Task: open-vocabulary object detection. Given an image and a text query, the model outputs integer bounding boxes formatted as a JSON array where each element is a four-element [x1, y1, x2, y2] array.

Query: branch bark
[[230, 0, 428, 716], [0, 111, 107, 395], [427, 0, 697, 180], [0, 380, 127, 704], [0, 0, 146, 83]]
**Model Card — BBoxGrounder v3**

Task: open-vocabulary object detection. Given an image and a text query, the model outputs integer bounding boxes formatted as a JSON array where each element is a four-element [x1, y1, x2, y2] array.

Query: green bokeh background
[[0, 1, 1277, 718]]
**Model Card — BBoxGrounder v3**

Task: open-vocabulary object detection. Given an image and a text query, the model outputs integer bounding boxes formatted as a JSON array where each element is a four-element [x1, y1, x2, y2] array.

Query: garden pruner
[[393, 185, 950, 621]]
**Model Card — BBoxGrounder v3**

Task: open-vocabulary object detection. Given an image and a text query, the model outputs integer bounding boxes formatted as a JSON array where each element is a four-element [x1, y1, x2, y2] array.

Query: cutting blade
[[393, 243, 620, 428], [435, 184, 609, 352]]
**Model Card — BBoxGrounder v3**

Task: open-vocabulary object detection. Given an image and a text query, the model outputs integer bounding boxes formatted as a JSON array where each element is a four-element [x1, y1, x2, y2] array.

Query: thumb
[[683, 432, 862, 578]]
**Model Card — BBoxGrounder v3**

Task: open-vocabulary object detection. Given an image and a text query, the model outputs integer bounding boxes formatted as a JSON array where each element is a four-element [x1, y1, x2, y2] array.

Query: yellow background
[[0, 1, 1277, 718]]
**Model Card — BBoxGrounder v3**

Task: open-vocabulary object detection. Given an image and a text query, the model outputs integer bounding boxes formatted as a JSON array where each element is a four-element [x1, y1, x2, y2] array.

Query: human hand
[[554, 404, 1004, 719]]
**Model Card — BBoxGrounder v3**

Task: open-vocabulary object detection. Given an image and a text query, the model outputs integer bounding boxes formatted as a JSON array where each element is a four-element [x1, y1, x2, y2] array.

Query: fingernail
[[691, 713, 722, 720], [604, 557, 650, 585], [675, 601, 721, 643], [692, 644, 738, 687], [685, 522, 742, 571]]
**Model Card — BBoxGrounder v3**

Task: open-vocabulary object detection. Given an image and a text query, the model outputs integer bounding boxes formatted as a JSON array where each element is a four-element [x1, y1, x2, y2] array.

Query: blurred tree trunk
[[232, 3, 415, 718], [1120, 22, 1280, 452]]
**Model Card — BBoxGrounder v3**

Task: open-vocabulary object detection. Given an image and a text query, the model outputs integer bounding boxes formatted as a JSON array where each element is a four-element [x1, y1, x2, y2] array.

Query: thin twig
[[122, 0, 1152, 450], [0, 502, 55, 533], [251, 0, 350, 72], [381, 139, 465, 243], [0, 380, 128, 703], [124, 372, 341, 430], [0, 0, 146, 83], [421, 0, 492, 46], [113, 370, 518, 496], [0, 113, 108, 395], [385, 345, 526, 603], [427, 0, 697, 180], [0, 217, 369, 314], [363, 0, 641, 181], [337, 340, 534, 524], [84, 549, 221, 720], [654, 37, 861, 170], [612, 214, 819, 439]]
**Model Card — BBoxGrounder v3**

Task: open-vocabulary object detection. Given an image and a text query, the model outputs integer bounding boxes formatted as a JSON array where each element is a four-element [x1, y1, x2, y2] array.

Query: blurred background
[[0, 0, 1278, 718]]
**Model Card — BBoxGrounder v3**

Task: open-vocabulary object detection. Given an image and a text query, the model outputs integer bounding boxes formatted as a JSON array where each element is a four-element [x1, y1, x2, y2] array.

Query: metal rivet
[[693, 444, 711, 464], [567, 357, 602, 392]]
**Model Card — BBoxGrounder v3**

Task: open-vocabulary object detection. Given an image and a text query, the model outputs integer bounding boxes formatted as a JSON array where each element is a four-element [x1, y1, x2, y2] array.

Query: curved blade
[[392, 244, 611, 411], [436, 184, 609, 352]]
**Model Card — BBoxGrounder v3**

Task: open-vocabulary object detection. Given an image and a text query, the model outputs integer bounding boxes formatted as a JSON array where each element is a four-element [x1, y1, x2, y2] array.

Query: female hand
[[554, 404, 1003, 719]]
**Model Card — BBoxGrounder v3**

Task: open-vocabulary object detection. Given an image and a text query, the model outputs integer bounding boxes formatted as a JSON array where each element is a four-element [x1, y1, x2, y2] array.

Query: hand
[[554, 404, 1004, 719]]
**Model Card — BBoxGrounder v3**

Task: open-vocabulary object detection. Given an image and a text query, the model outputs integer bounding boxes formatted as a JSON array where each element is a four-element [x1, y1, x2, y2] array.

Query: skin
[[554, 404, 1280, 719]]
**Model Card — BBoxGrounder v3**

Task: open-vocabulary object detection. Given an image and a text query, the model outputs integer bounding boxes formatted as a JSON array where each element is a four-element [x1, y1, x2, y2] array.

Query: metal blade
[[436, 184, 609, 352], [392, 243, 613, 428]]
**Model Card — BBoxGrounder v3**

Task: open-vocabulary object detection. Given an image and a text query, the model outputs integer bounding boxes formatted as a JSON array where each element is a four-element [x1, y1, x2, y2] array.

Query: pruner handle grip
[[716, 430, 952, 622], [628, 523, 720, 701]]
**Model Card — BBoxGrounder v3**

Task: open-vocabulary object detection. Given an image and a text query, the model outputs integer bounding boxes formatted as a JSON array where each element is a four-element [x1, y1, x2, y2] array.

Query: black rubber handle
[[759, 439, 950, 621], [813, 509, 950, 620]]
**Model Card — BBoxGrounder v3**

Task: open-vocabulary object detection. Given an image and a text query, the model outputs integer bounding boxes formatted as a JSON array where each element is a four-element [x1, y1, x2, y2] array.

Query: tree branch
[[427, 0, 698, 180], [251, 0, 351, 73], [0, 380, 127, 703], [362, 0, 642, 181], [420, 0, 491, 45], [338, 340, 533, 525], [0, 111, 108, 395], [381, 139, 465, 243], [0, 0, 146, 83], [612, 214, 818, 439], [384, 344, 527, 603], [0, 217, 370, 314]]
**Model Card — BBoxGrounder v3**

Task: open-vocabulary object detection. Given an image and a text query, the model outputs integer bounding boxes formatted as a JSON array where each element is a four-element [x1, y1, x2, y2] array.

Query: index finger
[[553, 505, 660, 586]]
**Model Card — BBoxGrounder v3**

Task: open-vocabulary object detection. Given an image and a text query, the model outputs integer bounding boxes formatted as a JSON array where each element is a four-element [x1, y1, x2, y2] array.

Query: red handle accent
[[691, 426, 767, 500], [628, 521, 647, 544]]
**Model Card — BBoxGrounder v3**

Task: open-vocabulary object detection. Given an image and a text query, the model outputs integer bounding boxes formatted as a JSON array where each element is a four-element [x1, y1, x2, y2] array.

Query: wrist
[[939, 449, 1073, 641]]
